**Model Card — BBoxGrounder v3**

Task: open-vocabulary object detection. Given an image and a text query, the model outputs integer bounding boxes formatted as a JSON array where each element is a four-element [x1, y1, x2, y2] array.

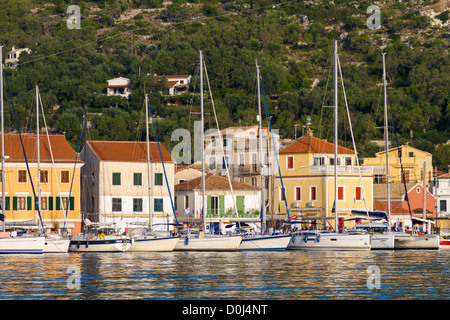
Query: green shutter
[[220, 196, 225, 216], [236, 196, 244, 215], [155, 173, 163, 186], [154, 198, 163, 212], [56, 197, 60, 210], [27, 197, 32, 210], [207, 196, 211, 215], [70, 197, 74, 210], [134, 173, 142, 186], [13, 197, 17, 210], [113, 172, 121, 185], [5, 197, 10, 211], [48, 197, 53, 210]]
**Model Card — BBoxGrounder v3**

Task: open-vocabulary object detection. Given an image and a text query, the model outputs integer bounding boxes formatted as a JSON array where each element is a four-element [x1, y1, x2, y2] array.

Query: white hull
[[370, 232, 395, 250], [394, 233, 439, 250], [69, 236, 132, 252], [0, 236, 45, 254], [238, 234, 291, 251], [174, 235, 242, 251], [287, 231, 371, 251], [129, 236, 179, 252], [44, 238, 70, 253]]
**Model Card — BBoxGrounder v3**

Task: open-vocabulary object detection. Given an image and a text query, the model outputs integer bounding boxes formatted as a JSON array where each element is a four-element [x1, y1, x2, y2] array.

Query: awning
[[351, 210, 388, 220]]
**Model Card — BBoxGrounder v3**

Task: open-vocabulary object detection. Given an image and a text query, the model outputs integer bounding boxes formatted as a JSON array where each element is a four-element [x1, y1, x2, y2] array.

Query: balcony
[[309, 165, 373, 174], [234, 164, 260, 175]]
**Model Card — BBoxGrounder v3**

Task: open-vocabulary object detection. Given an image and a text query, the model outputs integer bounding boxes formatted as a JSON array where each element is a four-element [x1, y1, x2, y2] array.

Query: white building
[[158, 75, 192, 96], [106, 77, 131, 99], [80, 140, 176, 230], [435, 172, 450, 217], [5, 46, 31, 69]]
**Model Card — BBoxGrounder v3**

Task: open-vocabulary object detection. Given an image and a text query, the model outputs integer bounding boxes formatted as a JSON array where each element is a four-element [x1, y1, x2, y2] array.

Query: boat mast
[[36, 85, 41, 233], [334, 40, 338, 232], [256, 61, 266, 234], [1, 46, 4, 233], [200, 50, 206, 232], [382, 53, 391, 230], [145, 93, 152, 230]]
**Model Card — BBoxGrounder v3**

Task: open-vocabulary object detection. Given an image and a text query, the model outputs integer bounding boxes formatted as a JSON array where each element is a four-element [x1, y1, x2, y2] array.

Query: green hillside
[[1, 0, 449, 170]]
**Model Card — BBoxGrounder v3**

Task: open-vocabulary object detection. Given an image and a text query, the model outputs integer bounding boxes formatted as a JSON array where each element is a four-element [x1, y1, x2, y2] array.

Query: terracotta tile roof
[[2, 133, 82, 163], [157, 75, 191, 79], [87, 140, 173, 163], [175, 174, 260, 191], [279, 136, 354, 155]]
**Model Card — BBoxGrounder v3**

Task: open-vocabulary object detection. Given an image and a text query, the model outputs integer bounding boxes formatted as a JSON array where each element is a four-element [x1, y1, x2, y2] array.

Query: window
[[18, 170, 27, 183], [61, 170, 70, 183], [374, 175, 383, 184], [345, 157, 352, 166], [209, 157, 216, 170], [355, 186, 362, 201], [17, 197, 27, 210], [61, 197, 69, 210], [330, 157, 341, 166], [40, 170, 49, 183], [409, 152, 414, 157], [185, 195, 189, 209], [239, 154, 244, 166], [310, 186, 317, 201], [222, 156, 230, 170], [440, 200, 447, 212], [112, 172, 121, 186], [338, 186, 345, 201], [154, 198, 163, 212], [133, 173, 142, 186], [223, 138, 228, 147], [251, 177, 257, 186], [313, 156, 325, 166], [154, 173, 163, 186], [295, 187, 301, 201], [133, 198, 143, 212], [40, 197, 48, 210], [210, 196, 219, 215], [112, 198, 122, 212], [287, 156, 294, 169], [280, 188, 285, 201]]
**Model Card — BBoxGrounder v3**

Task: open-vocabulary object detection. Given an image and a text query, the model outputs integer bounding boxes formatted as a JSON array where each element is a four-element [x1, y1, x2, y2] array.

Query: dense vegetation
[[1, 0, 449, 170]]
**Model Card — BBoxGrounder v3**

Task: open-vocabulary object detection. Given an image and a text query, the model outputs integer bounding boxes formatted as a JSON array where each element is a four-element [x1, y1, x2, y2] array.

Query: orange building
[[1, 134, 83, 235]]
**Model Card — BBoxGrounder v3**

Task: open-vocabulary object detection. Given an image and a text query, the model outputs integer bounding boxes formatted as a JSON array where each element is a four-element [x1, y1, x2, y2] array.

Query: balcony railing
[[309, 165, 373, 174]]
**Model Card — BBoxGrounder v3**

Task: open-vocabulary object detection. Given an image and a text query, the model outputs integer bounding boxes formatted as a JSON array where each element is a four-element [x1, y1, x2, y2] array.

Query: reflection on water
[[0, 250, 448, 300]]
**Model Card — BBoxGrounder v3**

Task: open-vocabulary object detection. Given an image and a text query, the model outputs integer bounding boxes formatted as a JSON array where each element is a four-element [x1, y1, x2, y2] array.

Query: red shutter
[[355, 186, 361, 201], [338, 186, 344, 200]]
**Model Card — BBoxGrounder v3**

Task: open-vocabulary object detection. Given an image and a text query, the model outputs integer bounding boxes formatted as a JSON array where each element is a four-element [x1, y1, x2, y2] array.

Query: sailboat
[[0, 46, 45, 254], [69, 112, 132, 252], [173, 50, 242, 251], [237, 62, 290, 251], [127, 94, 179, 252], [348, 53, 395, 250], [287, 41, 371, 251], [32, 85, 70, 253]]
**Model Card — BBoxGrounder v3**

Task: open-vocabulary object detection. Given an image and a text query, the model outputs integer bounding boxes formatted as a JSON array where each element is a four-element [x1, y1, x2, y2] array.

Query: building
[[174, 174, 261, 232], [434, 172, 450, 235], [106, 77, 131, 99], [362, 144, 433, 184], [435, 172, 450, 216], [373, 181, 436, 232], [204, 125, 280, 216], [175, 165, 205, 185], [276, 131, 374, 229], [80, 140, 176, 229], [158, 75, 192, 96], [5, 46, 31, 69], [0, 134, 83, 235]]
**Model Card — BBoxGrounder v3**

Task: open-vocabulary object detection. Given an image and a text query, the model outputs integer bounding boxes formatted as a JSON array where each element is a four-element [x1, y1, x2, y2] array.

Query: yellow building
[[276, 133, 373, 229], [361, 144, 433, 184], [1, 134, 83, 235]]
